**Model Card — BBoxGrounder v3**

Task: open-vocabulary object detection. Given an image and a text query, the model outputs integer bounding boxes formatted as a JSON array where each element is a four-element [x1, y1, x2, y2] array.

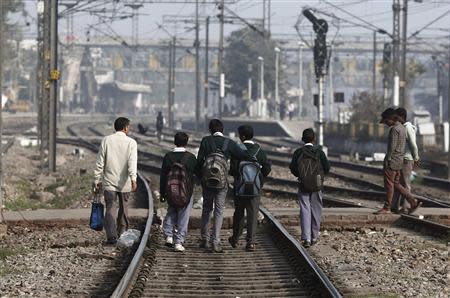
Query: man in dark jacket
[[228, 125, 271, 251], [160, 132, 198, 252], [289, 128, 330, 247], [197, 119, 247, 253]]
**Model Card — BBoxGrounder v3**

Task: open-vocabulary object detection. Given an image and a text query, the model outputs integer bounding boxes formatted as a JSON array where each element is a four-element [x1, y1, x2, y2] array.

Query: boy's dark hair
[[238, 125, 254, 140], [114, 117, 130, 131], [302, 128, 315, 143], [209, 119, 224, 134], [174, 132, 189, 147], [396, 107, 407, 121]]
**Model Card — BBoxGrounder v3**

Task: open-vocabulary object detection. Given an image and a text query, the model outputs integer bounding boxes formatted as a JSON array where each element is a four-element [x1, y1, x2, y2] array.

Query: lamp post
[[275, 47, 280, 120], [298, 41, 304, 119]]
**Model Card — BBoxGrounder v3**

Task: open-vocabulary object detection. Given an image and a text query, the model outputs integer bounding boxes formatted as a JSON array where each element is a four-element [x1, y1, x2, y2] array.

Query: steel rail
[[259, 206, 342, 298], [111, 172, 154, 298]]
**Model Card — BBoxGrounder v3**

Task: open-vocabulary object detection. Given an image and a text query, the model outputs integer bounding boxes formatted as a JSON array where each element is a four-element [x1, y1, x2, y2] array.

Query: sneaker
[[408, 201, 422, 215], [105, 238, 117, 246], [174, 244, 185, 252], [165, 236, 174, 247], [302, 240, 311, 248], [211, 243, 223, 253], [246, 243, 256, 252], [374, 208, 391, 214], [228, 236, 238, 249], [199, 239, 210, 250], [311, 238, 319, 246]]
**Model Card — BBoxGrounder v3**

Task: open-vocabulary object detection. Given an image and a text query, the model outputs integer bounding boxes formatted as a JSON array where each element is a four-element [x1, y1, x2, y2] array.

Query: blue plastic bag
[[89, 193, 104, 231]]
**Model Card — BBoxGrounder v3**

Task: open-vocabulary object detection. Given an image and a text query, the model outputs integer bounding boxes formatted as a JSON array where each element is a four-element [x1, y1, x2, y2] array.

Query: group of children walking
[[160, 119, 329, 252], [94, 109, 421, 251]]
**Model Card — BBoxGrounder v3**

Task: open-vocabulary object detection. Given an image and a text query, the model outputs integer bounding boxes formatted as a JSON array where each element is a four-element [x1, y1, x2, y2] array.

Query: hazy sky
[[18, 0, 450, 43]]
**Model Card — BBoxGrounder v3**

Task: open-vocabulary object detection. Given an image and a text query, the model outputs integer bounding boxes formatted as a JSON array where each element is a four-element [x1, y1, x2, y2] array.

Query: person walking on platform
[[156, 111, 164, 142], [289, 128, 330, 248], [376, 108, 422, 215], [228, 125, 271, 252], [391, 107, 421, 213], [160, 132, 198, 252], [197, 119, 248, 253], [94, 117, 138, 245]]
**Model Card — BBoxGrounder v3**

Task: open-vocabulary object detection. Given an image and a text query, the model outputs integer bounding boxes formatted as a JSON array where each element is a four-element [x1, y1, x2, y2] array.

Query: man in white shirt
[[94, 117, 138, 244]]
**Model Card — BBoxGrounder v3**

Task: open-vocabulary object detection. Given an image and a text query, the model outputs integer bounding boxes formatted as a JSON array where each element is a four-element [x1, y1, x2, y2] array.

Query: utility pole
[[217, 0, 224, 118], [392, 0, 401, 106], [298, 42, 303, 118], [195, 0, 200, 131], [373, 31, 377, 97], [262, 0, 266, 33], [275, 47, 280, 119], [448, 32, 450, 180], [268, 0, 271, 37], [171, 36, 176, 127], [0, 0, 4, 222], [328, 44, 334, 121], [204, 16, 209, 109], [248, 64, 252, 101], [48, 0, 58, 172], [382, 43, 391, 106], [399, 0, 408, 108], [167, 40, 173, 128]]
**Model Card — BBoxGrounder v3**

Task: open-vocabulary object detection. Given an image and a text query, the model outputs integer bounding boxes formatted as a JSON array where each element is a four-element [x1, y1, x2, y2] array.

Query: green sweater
[[160, 150, 198, 199], [230, 142, 272, 179], [289, 144, 331, 177], [196, 135, 247, 176]]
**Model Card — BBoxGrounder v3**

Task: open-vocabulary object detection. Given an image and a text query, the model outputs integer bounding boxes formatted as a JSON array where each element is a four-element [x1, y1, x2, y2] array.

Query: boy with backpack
[[289, 128, 330, 248], [228, 125, 271, 251], [160, 132, 198, 252], [197, 119, 248, 253]]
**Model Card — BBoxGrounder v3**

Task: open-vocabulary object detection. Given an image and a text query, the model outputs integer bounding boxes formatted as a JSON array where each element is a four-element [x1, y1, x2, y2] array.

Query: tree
[[349, 91, 385, 123], [1, 1, 25, 69], [223, 27, 283, 100]]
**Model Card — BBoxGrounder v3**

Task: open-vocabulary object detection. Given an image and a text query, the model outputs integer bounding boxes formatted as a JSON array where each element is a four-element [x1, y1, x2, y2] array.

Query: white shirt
[[213, 132, 224, 137], [94, 131, 138, 192], [173, 147, 187, 152], [304, 143, 314, 147], [243, 140, 255, 144]]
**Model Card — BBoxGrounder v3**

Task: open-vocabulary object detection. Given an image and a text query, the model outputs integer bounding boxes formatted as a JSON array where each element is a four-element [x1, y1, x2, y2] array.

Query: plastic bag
[[117, 229, 141, 248]]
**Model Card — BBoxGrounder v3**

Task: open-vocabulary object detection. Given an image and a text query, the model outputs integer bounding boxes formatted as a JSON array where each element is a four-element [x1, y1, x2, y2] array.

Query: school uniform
[[160, 148, 197, 245], [289, 143, 330, 242], [229, 140, 271, 246], [196, 132, 247, 246]]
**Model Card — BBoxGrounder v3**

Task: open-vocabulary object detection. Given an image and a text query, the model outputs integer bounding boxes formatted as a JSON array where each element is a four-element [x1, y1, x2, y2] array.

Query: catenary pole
[[167, 40, 173, 128], [318, 76, 324, 146], [448, 31, 450, 180], [217, 0, 224, 118], [400, 0, 408, 108], [0, 0, 4, 221], [373, 31, 377, 97], [195, 0, 200, 131], [298, 42, 303, 118], [48, 0, 58, 172], [204, 16, 209, 110]]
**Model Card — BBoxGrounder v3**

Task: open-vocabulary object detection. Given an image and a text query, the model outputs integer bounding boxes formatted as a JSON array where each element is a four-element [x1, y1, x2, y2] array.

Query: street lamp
[[298, 41, 304, 119], [275, 47, 280, 120], [258, 56, 264, 101]]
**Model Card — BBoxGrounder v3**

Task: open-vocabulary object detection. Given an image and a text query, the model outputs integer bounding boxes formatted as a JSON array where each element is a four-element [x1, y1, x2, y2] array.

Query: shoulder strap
[[222, 138, 230, 152], [252, 145, 260, 158], [209, 136, 217, 153]]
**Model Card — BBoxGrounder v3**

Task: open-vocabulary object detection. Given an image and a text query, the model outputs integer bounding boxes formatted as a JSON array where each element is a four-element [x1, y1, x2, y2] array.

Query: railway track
[[65, 123, 343, 297]]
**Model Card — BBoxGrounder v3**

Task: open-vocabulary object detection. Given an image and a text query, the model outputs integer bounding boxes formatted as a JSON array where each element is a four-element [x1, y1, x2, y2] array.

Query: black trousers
[[232, 196, 260, 244]]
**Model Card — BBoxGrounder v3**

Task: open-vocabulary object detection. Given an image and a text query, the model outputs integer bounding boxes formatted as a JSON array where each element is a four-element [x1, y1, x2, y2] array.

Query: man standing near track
[[197, 119, 247, 253], [94, 117, 138, 245], [290, 128, 330, 248], [376, 108, 421, 215]]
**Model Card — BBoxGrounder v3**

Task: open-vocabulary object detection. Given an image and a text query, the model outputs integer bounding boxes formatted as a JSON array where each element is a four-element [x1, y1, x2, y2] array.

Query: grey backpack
[[201, 138, 229, 190], [235, 145, 262, 198]]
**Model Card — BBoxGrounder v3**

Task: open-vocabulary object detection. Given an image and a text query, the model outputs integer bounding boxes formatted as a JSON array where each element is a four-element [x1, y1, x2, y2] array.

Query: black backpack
[[165, 153, 193, 208], [296, 147, 324, 192], [201, 137, 229, 190]]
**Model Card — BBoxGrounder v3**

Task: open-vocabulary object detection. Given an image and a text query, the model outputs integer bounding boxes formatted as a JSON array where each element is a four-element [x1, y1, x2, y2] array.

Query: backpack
[[296, 147, 324, 192], [165, 153, 193, 208], [235, 144, 262, 198], [201, 137, 229, 190]]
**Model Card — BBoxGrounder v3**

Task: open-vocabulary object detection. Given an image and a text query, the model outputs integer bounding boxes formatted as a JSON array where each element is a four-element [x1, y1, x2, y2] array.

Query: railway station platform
[[3, 207, 449, 226]]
